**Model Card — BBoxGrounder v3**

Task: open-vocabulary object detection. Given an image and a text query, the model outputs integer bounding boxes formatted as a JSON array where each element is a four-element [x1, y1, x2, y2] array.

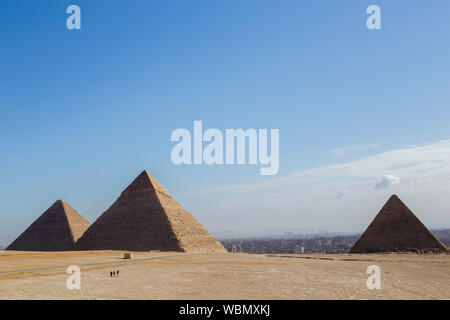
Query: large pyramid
[[74, 170, 227, 252], [350, 195, 448, 253], [7, 200, 91, 251]]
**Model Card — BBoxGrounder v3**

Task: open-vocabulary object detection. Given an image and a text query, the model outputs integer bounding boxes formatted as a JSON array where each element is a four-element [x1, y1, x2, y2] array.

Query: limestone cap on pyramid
[[120, 170, 170, 197], [7, 199, 91, 251], [350, 194, 448, 253]]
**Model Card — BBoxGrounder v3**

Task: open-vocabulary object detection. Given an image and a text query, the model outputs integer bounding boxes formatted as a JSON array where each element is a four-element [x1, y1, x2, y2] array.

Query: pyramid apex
[[50, 199, 66, 208], [54, 199, 73, 211], [121, 169, 170, 196], [385, 194, 406, 207], [135, 169, 149, 177], [136, 169, 156, 181]]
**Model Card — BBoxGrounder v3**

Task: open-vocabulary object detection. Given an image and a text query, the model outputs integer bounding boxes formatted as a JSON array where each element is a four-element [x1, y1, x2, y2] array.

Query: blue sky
[[1, 1, 450, 244]]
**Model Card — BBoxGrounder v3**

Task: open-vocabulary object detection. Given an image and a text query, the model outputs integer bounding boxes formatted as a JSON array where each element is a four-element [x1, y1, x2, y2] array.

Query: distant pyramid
[[7, 200, 91, 251], [350, 195, 448, 253], [74, 170, 226, 252]]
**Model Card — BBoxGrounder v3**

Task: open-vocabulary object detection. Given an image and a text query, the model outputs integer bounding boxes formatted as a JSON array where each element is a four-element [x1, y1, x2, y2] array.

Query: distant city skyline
[[1, 1, 450, 246]]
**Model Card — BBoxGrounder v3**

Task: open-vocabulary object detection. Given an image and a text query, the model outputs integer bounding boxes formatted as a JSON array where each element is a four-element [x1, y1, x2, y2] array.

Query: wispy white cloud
[[190, 140, 450, 196], [183, 140, 450, 234], [375, 174, 400, 189], [329, 143, 380, 158], [335, 191, 348, 199]]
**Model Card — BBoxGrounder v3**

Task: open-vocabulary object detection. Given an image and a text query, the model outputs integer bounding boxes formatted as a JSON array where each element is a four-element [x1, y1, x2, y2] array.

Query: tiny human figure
[[110, 271, 113, 277], [112, 271, 116, 277], [116, 270, 119, 277]]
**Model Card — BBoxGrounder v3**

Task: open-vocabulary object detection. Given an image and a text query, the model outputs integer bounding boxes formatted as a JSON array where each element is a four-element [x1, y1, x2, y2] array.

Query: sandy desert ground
[[0, 250, 449, 300]]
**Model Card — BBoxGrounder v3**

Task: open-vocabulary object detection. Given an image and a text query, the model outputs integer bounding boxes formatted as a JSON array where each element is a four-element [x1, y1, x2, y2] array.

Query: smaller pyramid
[[7, 200, 91, 251], [350, 195, 448, 253]]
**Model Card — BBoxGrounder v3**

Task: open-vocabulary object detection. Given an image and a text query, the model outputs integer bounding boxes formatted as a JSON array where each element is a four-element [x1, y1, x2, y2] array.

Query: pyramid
[[7, 200, 91, 251], [73, 170, 227, 252], [350, 195, 448, 253]]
